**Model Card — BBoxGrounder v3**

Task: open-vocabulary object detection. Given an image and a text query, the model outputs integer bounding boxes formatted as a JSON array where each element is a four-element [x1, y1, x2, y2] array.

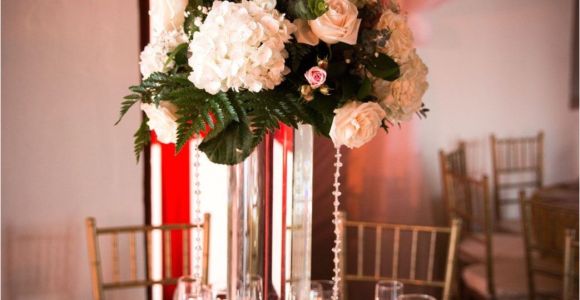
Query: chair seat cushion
[[459, 233, 524, 263], [497, 219, 522, 234], [532, 255, 563, 276], [462, 259, 561, 299]]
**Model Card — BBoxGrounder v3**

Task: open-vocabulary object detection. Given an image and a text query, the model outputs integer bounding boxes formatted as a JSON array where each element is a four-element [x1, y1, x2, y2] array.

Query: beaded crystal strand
[[192, 140, 203, 279], [331, 147, 343, 300]]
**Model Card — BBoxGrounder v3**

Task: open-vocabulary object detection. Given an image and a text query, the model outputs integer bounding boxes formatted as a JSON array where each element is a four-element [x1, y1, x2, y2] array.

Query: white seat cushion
[[459, 233, 524, 263], [462, 259, 561, 299]]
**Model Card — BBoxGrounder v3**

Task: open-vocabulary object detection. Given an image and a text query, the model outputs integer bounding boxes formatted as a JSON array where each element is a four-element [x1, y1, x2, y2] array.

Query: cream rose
[[375, 10, 414, 63], [293, 19, 320, 46], [308, 0, 361, 45], [330, 101, 386, 148], [372, 51, 428, 123], [140, 101, 179, 144], [150, 0, 188, 35]]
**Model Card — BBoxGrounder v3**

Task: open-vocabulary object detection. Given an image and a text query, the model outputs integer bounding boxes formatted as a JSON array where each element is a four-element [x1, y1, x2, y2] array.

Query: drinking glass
[[173, 276, 212, 300], [311, 280, 335, 300], [375, 280, 403, 300], [309, 281, 324, 300], [398, 294, 437, 300], [237, 275, 263, 300]]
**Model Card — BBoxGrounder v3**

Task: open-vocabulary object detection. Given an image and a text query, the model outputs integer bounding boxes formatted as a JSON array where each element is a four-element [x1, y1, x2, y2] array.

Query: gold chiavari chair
[[439, 142, 467, 220], [445, 173, 533, 299], [491, 131, 544, 233], [563, 229, 579, 300], [520, 192, 578, 300], [337, 212, 462, 300], [85, 214, 211, 300], [445, 173, 523, 265]]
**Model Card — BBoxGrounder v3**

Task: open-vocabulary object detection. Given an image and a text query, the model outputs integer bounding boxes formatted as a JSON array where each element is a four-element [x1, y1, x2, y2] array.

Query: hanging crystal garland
[[331, 147, 343, 300], [192, 139, 203, 280]]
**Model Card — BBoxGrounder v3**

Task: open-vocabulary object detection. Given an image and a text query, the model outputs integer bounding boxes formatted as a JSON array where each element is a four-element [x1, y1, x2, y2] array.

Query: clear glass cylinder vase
[[228, 124, 313, 300]]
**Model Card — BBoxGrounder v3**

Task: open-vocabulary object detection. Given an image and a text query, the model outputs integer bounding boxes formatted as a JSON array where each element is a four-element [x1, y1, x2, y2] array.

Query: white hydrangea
[[376, 10, 414, 63], [188, 0, 295, 95], [372, 51, 428, 123], [139, 29, 188, 79]]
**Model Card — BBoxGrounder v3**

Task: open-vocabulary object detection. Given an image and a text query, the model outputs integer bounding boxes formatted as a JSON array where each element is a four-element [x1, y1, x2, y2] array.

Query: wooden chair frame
[[439, 142, 467, 221], [338, 212, 462, 300], [491, 132, 544, 221], [563, 229, 579, 300], [444, 173, 497, 298], [85, 214, 211, 300], [520, 192, 578, 300]]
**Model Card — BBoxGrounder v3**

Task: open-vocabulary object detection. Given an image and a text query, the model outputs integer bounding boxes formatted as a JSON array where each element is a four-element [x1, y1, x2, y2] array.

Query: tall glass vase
[[228, 124, 313, 300]]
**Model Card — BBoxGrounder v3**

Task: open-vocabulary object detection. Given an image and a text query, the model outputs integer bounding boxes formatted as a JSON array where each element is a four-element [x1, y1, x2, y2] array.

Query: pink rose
[[304, 66, 327, 89]]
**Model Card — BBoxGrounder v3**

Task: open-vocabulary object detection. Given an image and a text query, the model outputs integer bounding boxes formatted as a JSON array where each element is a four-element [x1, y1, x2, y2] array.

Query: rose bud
[[300, 85, 314, 101], [317, 58, 329, 69]]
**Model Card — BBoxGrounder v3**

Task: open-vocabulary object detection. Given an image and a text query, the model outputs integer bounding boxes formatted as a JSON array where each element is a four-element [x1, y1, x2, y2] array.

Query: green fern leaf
[[287, 43, 313, 72], [133, 118, 151, 162], [115, 97, 140, 125], [214, 93, 239, 122]]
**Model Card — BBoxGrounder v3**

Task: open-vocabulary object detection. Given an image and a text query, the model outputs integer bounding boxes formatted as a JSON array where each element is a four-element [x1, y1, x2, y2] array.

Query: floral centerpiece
[[118, 0, 429, 165]]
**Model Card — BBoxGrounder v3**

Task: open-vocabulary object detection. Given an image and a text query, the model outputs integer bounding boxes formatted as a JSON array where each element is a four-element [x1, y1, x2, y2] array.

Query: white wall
[[418, 0, 579, 221], [2, 1, 143, 299]]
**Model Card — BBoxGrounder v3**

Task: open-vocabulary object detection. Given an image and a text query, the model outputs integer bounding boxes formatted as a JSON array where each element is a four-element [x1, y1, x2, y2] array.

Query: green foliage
[[356, 77, 372, 100], [134, 117, 151, 162], [172, 90, 242, 153], [364, 53, 400, 81], [304, 95, 337, 136], [198, 121, 256, 165], [287, 0, 328, 20], [195, 88, 314, 164], [287, 43, 314, 73], [167, 43, 189, 67], [339, 75, 357, 102], [417, 102, 429, 119], [243, 89, 312, 129], [115, 94, 141, 125], [184, 0, 210, 36]]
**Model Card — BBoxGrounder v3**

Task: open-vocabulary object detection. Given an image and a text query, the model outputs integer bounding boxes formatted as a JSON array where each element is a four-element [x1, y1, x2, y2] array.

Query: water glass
[[173, 276, 212, 300], [375, 280, 403, 300], [398, 294, 437, 300], [309, 281, 324, 300], [237, 275, 263, 300], [311, 280, 335, 300]]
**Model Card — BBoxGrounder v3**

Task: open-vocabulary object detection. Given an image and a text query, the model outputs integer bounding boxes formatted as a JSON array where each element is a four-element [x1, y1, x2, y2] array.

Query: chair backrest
[[337, 212, 462, 300], [520, 192, 578, 299], [563, 229, 579, 300], [85, 214, 211, 300], [439, 142, 467, 177], [439, 142, 467, 220], [444, 173, 496, 296], [491, 132, 544, 220]]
